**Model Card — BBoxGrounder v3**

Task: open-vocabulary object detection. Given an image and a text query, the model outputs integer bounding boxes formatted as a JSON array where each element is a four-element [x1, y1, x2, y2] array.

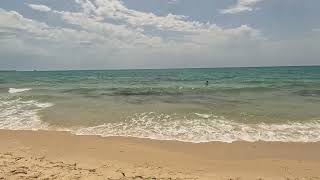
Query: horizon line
[[1, 64, 319, 72]]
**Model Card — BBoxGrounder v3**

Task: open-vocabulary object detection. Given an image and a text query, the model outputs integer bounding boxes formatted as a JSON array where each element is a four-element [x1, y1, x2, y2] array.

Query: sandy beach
[[1, 0, 320, 178], [0, 130, 319, 179]]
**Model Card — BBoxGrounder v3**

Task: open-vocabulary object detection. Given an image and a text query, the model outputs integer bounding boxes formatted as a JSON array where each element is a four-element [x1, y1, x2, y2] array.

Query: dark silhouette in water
[[205, 81, 209, 86]]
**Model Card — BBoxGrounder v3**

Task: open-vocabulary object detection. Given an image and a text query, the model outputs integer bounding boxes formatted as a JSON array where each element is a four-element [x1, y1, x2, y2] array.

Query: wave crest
[[74, 112, 320, 143], [0, 97, 53, 130], [8, 88, 31, 94]]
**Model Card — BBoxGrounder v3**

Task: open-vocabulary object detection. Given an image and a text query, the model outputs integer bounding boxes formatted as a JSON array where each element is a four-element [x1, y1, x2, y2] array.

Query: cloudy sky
[[0, 0, 319, 70]]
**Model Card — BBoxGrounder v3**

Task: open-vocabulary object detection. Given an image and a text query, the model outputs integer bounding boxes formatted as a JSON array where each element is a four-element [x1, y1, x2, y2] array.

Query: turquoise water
[[1, 66, 320, 142]]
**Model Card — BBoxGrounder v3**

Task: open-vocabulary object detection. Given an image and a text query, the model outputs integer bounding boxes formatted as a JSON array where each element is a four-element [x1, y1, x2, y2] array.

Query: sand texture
[[0, 130, 320, 180]]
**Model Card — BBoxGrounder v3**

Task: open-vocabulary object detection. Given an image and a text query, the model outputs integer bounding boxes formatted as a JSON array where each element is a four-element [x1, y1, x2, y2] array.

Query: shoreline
[[0, 130, 320, 179]]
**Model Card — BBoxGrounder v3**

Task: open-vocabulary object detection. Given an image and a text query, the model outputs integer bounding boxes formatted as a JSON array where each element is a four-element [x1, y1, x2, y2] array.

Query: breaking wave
[[73, 112, 320, 143], [8, 88, 32, 94], [0, 97, 53, 130], [1, 95, 319, 143]]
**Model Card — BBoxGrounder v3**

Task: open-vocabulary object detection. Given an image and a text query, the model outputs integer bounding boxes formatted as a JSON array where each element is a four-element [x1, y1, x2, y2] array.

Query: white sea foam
[[0, 97, 53, 130], [8, 88, 31, 94], [195, 113, 212, 119], [74, 112, 320, 143], [1, 98, 319, 143]]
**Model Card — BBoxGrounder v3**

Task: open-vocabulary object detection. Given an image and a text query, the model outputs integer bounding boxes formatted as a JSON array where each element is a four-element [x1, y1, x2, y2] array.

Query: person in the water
[[205, 81, 209, 86]]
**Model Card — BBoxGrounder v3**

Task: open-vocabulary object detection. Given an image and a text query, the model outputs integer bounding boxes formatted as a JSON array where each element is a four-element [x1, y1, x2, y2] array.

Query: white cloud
[[0, 9, 99, 43], [0, 0, 269, 69], [70, 0, 260, 40], [14, 0, 256, 53], [27, 4, 52, 12], [85, 0, 213, 32], [220, 0, 262, 14]]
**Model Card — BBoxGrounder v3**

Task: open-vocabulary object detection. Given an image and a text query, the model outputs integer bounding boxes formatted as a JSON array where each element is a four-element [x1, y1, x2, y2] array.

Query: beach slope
[[0, 130, 319, 179]]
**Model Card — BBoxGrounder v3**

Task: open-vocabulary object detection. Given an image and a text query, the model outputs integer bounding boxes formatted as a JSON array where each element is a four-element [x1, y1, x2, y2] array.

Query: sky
[[0, 0, 319, 70]]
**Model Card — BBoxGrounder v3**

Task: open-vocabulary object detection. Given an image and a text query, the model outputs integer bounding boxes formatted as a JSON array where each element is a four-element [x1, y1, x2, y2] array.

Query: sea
[[0, 66, 320, 143]]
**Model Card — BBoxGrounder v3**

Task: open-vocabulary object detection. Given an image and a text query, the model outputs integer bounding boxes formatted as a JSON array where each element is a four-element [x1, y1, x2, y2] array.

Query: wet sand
[[0, 130, 319, 179]]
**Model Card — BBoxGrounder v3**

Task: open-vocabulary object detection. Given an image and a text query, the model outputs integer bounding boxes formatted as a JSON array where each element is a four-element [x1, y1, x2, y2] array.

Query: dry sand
[[0, 130, 320, 180]]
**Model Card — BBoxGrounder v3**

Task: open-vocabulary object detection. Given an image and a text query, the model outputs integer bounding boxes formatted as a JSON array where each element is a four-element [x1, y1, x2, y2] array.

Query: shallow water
[[1, 66, 320, 142]]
